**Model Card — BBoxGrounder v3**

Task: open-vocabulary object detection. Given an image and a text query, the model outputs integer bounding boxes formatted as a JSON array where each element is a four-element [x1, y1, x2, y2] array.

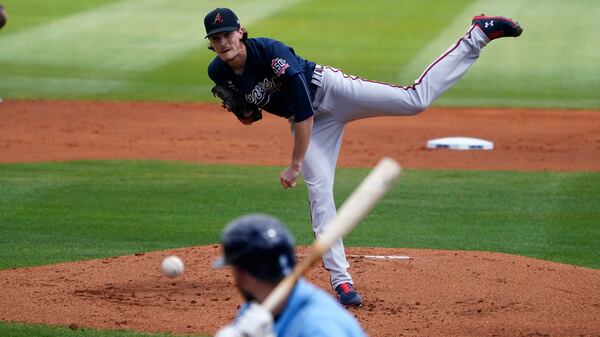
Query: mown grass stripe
[[1, 74, 214, 100], [0, 0, 304, 71], [398, 0, 600, 108]]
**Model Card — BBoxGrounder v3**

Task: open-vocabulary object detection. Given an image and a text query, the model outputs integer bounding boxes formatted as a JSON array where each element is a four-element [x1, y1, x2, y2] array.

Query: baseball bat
[[261, 157, 402, 312]]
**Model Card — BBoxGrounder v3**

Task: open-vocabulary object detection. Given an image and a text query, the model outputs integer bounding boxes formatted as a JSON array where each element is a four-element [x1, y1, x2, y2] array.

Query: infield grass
[[1, 161, 599, 270], [0, 322, 190, 337]]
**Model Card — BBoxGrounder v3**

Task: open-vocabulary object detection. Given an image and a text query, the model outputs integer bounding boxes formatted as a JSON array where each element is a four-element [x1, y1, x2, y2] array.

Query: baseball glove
[[211, 85, 262, 125]]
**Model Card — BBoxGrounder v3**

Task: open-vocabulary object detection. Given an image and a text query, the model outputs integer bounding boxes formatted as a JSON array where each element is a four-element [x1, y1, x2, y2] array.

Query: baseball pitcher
[[204, 7, 523, 307]]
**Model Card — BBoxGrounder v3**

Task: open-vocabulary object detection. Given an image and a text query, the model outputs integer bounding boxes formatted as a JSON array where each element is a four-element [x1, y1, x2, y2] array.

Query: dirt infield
[[1, 247, 600, 337], [1, 100, 599, 171], [1, 100, 600, 337]]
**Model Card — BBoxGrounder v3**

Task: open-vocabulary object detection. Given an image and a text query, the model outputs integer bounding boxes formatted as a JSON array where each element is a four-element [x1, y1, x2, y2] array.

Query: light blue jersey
[[237, 278, 367, 337]]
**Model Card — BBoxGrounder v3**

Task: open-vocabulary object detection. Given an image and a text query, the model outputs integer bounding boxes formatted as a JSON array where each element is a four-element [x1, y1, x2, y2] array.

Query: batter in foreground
[[213, 214, 367, 337], [205, 8, 523, 307]]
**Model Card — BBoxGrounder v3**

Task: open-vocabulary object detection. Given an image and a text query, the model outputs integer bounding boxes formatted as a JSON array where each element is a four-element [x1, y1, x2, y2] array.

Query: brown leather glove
[[211, 85, 262, 125]]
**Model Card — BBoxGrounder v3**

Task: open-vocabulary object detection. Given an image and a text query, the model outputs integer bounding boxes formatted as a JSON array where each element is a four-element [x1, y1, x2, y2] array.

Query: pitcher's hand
[[280, 166, 300, 189]]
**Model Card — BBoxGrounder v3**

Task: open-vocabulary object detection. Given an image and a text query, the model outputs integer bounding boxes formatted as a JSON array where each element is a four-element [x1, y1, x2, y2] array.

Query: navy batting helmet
[[213, 214, 296, 282]]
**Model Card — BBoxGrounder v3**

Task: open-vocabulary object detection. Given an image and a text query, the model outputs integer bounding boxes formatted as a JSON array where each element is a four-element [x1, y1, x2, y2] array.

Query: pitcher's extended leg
[[320, 25, 491, 122]]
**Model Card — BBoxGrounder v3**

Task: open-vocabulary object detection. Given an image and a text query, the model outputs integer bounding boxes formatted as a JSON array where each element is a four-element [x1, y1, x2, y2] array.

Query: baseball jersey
[[236, 278, 367, 337], [208, 38, 317, 122]]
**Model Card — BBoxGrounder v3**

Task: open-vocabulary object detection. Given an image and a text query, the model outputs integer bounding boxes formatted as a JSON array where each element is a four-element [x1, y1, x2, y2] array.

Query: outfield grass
[[0, 0, 598, 108], [1, 161, 599, 270]]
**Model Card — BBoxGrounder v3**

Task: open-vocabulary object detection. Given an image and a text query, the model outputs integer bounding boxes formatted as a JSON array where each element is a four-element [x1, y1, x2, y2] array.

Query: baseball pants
[[301, 25, 489, 289]]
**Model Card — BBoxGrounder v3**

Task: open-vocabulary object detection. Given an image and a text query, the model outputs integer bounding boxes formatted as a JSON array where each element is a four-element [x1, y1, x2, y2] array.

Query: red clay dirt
[[1, 247, 600, 337], [1, 100, 600, 337], [1, 100, 599, 171]]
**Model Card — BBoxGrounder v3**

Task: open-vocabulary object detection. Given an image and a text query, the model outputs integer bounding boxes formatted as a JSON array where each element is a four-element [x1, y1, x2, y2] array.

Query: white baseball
[[161, 255, 184, 278]]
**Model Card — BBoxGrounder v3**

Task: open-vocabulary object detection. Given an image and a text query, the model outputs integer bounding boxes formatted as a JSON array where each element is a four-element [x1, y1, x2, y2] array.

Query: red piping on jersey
[[320, 25, 478, 91]]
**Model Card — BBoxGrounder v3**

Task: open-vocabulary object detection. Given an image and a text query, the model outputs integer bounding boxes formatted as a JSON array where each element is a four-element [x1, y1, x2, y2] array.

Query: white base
[[426, 137, 493, 150]]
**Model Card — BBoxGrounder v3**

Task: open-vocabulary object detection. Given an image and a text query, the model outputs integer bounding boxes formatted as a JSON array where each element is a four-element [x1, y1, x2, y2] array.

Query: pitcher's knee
[[311, 200, 335, 221], [410, 101, 430, 114], [402, 93, 433, 114], [308, 195, 336, 230]]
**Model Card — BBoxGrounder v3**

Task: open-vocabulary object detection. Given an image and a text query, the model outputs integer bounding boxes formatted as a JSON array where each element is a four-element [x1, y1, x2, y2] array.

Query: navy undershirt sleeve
[[207, 59, 226, 86], [290, 74, 314, 122], [263, 40, 314, 122]]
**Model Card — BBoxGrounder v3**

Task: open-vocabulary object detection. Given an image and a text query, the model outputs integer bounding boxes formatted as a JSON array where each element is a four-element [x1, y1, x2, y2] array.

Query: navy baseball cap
[[213, 214, 296, 282], [204, 8, 240, 38]]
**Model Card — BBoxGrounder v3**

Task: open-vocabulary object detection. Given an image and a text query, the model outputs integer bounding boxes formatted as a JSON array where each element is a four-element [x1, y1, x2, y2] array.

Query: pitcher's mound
[[1, 246, 599, 337]]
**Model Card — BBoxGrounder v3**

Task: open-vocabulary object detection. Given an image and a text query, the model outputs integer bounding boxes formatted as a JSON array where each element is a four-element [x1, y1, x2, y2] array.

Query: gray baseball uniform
[[206, 8, 523, 305], [304, 25, 489, 288]]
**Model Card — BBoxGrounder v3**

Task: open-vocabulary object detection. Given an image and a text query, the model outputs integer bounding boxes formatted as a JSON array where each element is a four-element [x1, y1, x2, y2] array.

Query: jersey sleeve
[[207, 58, 226, 85], [265, 41, 314, 122], [264, 40, 304, 81], [289, 73, 314, 122]]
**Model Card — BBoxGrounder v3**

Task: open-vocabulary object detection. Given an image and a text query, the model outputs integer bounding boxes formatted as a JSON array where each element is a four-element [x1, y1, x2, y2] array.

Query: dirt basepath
[[1, 100, 599, 171], [1, 100, 600, 337]]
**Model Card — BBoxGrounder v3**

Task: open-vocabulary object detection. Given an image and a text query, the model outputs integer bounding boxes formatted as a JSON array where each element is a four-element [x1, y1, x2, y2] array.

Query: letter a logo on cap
[[213, 13, 224, 24]]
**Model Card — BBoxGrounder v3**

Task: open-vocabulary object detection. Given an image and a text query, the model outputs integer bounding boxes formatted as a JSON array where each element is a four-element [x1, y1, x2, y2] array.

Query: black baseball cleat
[[335, 282, 363, 308], [472, 14, 523, 41]]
